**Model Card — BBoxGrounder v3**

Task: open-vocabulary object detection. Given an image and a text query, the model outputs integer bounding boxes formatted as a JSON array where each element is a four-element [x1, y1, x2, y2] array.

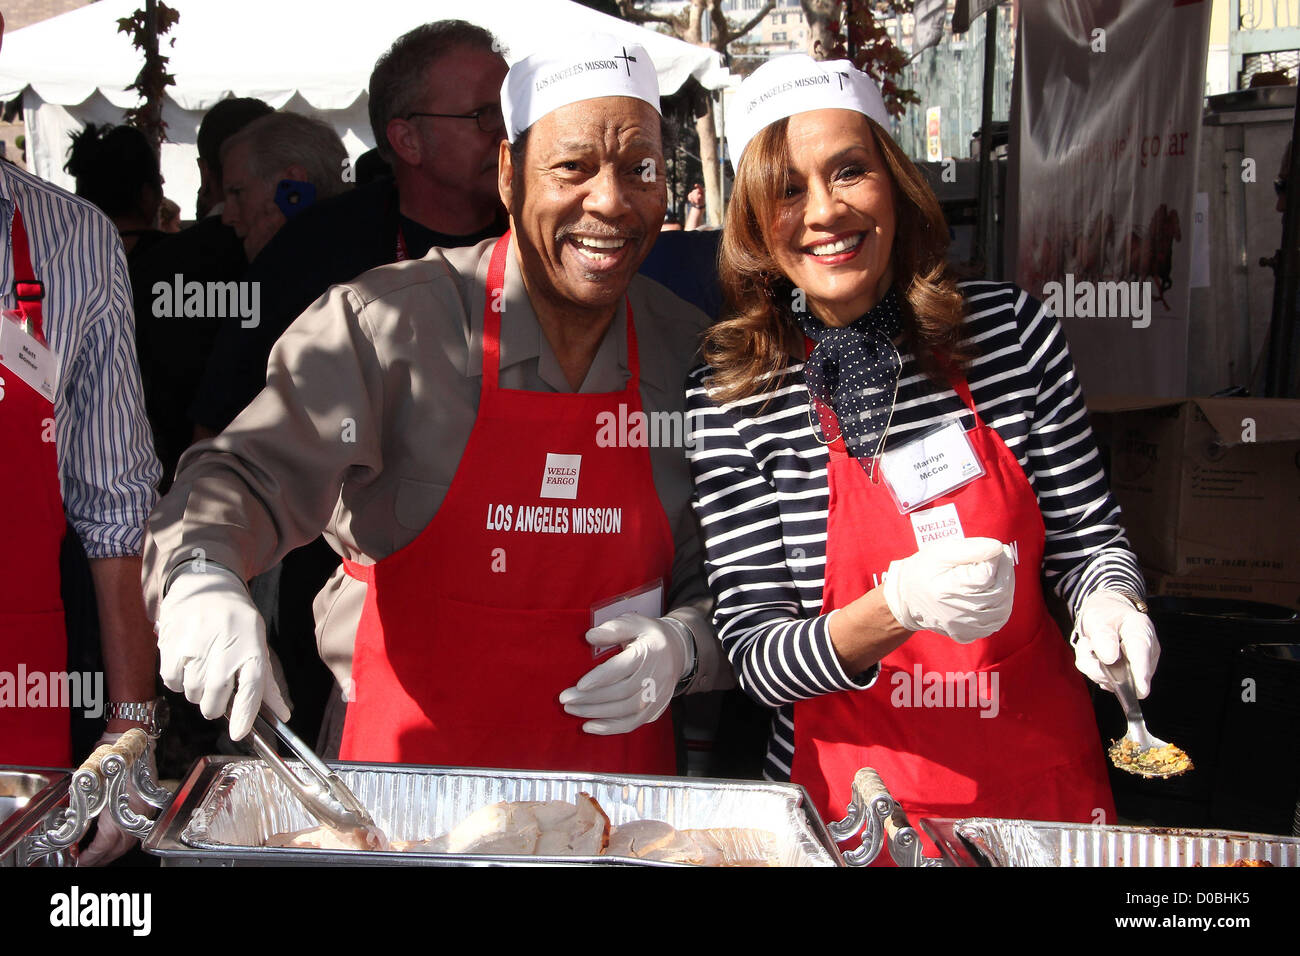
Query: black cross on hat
[[615, 46, 637, 76]]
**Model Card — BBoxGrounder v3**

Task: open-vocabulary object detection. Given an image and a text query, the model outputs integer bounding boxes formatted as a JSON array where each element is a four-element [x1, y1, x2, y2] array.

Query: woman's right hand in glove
[[880, 536, 1015, 643]]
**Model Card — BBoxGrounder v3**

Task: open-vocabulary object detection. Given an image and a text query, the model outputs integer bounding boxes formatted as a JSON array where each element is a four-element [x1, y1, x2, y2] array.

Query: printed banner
[[1010, 0, 1211, 397]]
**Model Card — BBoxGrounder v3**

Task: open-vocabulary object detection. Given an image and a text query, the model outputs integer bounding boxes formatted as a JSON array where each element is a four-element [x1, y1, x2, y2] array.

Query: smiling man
[[142, 38, 730, 773]]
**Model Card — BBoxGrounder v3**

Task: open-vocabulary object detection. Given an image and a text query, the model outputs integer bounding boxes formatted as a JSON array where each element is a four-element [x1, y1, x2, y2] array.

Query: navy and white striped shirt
[[685, 282, 1144, 781], [0, 161, 160, 557]]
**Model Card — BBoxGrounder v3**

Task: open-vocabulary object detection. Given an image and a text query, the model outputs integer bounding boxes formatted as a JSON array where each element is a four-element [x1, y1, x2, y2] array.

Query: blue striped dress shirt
[[0, 160, 160, 558]]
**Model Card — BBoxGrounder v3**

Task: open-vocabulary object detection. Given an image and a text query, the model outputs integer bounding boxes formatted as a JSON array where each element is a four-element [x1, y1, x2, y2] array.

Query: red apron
[[0, 207, 71, 767], [790, 368, 1114, 861], [339, 233, 677, 774]]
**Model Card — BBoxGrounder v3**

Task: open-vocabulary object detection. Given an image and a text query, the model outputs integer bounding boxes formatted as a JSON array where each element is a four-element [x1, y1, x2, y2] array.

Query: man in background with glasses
[[192, 20, 509, 437]]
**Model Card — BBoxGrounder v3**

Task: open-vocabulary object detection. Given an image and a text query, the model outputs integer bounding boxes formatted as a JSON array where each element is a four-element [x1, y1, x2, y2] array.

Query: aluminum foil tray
[[143, 757, 842, 866], [921, 817, 1300, 867]]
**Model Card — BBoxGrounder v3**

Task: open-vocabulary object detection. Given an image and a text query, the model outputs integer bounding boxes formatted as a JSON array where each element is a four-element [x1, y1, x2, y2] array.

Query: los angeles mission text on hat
[[535, 60, 620, 91], [746, 74, 833, 113]]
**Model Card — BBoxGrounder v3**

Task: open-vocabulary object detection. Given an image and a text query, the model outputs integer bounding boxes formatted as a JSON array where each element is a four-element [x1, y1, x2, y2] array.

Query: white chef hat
[[502, 35, 661, 144], [727, 54, 890, 166]]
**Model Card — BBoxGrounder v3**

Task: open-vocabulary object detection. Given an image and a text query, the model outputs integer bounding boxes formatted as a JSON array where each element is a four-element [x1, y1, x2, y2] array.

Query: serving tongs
[[1100, 656, 1191, 779], [244, 706, 388, 849]]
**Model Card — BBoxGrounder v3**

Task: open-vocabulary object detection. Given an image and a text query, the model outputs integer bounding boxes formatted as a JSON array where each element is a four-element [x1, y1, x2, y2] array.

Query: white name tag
[[590, 580, 664, 658], [0, 311, 58, 403], [878, 419, 984, 513]]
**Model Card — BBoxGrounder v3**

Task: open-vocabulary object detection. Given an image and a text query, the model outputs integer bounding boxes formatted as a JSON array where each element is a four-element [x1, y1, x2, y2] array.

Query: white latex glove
[[881, 537, 1015, 643], [77, 732, 154, 867], [157, 564, 289, 740], [1070, 589, 1161, 698], [558, 613, 692, 735]]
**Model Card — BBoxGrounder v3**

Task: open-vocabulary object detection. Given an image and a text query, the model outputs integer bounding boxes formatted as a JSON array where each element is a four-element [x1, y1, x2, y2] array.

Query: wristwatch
[[1113, 589, 1150, 614], [106, 696, 171, 738], [664, 616, 698, 696]]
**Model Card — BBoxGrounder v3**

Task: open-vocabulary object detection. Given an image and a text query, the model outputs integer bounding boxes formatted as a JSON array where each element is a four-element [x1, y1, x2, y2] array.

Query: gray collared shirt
[[143, 237, 728, 695]]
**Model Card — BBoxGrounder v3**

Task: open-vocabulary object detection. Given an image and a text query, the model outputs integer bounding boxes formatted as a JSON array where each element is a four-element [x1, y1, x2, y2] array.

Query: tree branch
[[728, 0, 777, 41], [616, 0, 680, 26]]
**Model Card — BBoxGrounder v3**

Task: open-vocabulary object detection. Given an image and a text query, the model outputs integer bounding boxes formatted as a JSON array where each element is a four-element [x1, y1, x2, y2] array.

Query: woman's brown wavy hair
[[704, 113, 970, 404]]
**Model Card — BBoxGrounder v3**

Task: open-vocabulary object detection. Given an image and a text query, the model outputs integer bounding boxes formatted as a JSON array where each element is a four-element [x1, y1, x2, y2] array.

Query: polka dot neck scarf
[[795, 287, 904, 461]]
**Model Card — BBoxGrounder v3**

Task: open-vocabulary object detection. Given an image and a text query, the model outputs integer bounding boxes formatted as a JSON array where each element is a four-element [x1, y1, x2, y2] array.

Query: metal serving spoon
[[1099, 656, 1192, 779]]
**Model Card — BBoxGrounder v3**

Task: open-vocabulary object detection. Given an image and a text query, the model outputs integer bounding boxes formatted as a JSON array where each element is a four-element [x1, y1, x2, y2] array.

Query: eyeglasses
[[404, 106, 504, 133]]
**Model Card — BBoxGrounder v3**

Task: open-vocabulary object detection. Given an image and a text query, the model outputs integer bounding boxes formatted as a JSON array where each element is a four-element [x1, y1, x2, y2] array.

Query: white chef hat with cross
[[727, 54, 890, 167], [501, 34, 662, 144]]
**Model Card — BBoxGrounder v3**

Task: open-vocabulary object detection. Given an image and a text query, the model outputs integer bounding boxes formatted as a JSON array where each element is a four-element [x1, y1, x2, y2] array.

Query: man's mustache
[[555, 221, 644, 243]]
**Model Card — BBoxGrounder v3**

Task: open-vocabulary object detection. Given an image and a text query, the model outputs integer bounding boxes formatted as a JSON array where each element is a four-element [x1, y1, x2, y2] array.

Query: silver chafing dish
[[840, 768, 1300, 867], [922, 818, 1300, 867], [95, 741, 1300, 867], [141, 756, 847, 866], [1, 731, 172, 867], [1, 769, 62, 826], [1, 768, 73, 867]]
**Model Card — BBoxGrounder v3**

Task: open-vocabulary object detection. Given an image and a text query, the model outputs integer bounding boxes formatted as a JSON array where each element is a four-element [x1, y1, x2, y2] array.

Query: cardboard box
[[1141, 566, 1300, 613], [1089, 397, 1300, 581]]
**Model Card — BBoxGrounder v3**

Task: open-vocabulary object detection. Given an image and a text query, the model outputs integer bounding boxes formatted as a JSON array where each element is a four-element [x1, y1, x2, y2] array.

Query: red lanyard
[[9, 206, 46, 344]]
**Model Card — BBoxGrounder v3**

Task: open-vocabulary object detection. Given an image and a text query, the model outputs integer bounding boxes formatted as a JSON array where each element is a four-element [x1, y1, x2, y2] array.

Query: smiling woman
[[685, 55, 1158, 862], [768, 111, 899, 326], [705, 106, 966, 402]]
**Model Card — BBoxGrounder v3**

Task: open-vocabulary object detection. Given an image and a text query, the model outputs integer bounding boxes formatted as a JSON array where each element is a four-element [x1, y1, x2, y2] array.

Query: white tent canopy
[[0, 0, 727, 217]]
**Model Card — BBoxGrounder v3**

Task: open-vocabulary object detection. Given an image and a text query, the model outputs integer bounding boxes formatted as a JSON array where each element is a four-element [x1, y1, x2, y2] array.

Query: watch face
[[153, 696, 171, 732]]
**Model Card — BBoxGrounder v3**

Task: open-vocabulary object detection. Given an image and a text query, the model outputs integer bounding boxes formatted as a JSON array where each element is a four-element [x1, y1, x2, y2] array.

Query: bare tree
[[801, 0, 841, 59], [615, 0, 775, 226]]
